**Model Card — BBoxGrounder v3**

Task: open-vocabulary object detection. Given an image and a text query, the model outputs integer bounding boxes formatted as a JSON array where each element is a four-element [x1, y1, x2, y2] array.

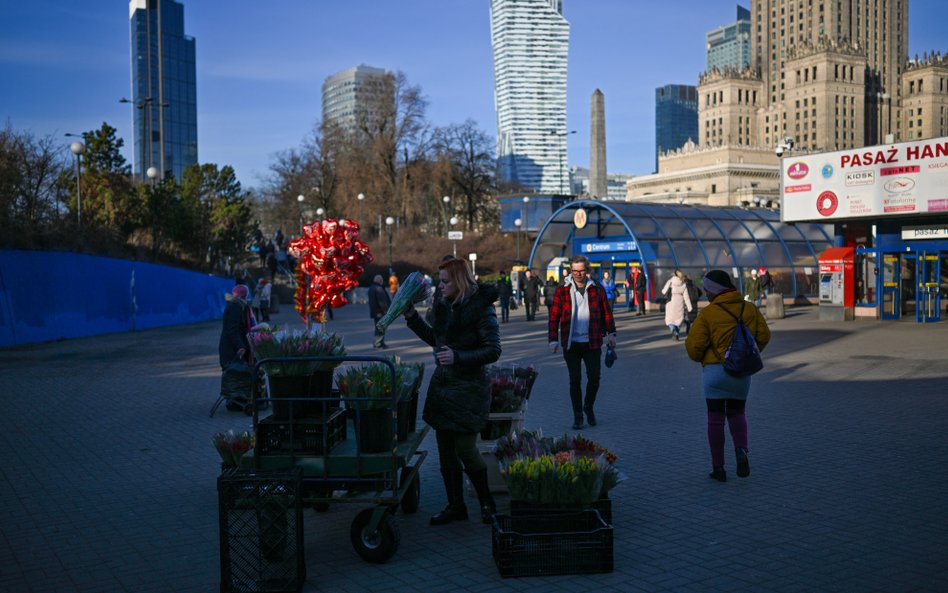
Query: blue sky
[[1, 0, 946, 190]]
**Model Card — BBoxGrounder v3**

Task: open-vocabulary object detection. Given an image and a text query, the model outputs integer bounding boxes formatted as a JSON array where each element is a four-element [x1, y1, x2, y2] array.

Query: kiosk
[[818, 247, 855, 321]]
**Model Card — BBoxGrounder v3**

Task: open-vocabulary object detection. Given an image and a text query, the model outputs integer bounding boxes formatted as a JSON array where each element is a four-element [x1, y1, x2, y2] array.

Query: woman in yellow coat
[[685, 270, 771, 482]]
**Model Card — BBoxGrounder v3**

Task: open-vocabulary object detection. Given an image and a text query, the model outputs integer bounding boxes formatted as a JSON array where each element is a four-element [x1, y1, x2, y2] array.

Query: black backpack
[[714, 302, 763, 377]]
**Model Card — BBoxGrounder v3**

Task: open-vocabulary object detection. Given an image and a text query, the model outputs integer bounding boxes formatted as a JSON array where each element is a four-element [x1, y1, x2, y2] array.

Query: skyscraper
[[655, 85, 698, 172], [489, 0, 570, 193], [128, 0, 197, 181], [706, 5, 751, 72], [321, 65, 388, 133]]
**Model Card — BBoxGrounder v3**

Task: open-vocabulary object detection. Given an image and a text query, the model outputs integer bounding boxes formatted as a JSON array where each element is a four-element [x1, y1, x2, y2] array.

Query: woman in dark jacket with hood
[[404, 258, 502, 525]]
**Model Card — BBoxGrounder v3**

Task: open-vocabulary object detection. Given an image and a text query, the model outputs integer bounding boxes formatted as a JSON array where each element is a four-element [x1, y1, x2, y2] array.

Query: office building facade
[[128, 0, 197, 181], [706, 5, 751, 72], [489, 0, 570, 193], [321, 65, 389, 134], [655, 84, 698, 172]]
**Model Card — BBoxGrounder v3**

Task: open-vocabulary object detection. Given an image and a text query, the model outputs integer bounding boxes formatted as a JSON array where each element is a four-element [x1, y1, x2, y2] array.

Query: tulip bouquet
[[375, 271, 432, 332], [213, 430, 255, 468], [502, 452, 605, 504], [336, 361, 419, 411], [249, 326, 346, 376], [495, 430, 624, 498]]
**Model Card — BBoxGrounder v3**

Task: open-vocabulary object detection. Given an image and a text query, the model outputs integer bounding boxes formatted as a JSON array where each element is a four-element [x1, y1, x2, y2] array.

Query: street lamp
[[316, 207, 325, 219], [449, 215, 459, 258], [68, 140, 85, 230], [146, 166, 159, 186], [514, 217, 523, 263], [549, 130, 576, 193], [357, 192, 365, 222], [385, 216, 395, 275], [297, 194, 305, 229], [442, 195, 451, 233]]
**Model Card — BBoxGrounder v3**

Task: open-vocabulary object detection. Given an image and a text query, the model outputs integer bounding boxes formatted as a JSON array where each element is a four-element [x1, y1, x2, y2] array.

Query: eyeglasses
[[570, 269, 587, 274]]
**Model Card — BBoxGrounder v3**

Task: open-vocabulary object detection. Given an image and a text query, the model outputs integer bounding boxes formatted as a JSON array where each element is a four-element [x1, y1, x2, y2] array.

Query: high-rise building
[[128, 0, 197, 181], [489, 0, 570, 193], [655, 85, 698, 172], [321, 65, 388, 133], [629, 1, 941, 207], [706, 5, 751, 72]]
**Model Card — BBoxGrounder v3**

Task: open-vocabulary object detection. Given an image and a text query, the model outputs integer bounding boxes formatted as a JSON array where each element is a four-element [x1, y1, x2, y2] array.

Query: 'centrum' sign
[[582, 240, 637, 253], [781, 135, 948, 223]]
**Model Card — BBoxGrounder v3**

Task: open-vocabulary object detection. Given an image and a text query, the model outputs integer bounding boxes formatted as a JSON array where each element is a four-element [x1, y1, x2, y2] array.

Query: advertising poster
[[781, 136, 948, 223]]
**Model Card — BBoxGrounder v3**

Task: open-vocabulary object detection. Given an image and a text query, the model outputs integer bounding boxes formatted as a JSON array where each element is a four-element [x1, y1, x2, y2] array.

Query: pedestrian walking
[[601, 270, 617, 311], [497, 272, 512, 323], [681, 274, 701, 335], [521, 269, 542, 321], [368, 274, 392, 349], [661, 270, 693, 341], [257, 278, 271, 322], [543, 275, 558, 317], [685, 270, 771, 482], [218, 284, 255, 413], [628, 266, 647, 315], [402, 258, 501, 525], [745, 268, 762, 307], [758, 266, 773, 297], [548, 255, 617, 430]]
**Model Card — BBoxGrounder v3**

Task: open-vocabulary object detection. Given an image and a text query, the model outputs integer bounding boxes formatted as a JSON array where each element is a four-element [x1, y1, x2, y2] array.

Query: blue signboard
[[578, 239, 637, 253]]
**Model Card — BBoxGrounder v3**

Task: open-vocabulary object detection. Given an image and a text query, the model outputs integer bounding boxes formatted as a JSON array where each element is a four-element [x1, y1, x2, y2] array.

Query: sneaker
[[709, 467, 727, 482], [736, 448, 750, 478]]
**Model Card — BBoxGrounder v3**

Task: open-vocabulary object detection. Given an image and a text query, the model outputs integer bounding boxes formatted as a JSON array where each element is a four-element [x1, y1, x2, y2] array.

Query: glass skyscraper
[[706, 5, 751, 72], [489, 0, 570, 193], [654, 84, 698, 172], [128, 0, 197, 181]]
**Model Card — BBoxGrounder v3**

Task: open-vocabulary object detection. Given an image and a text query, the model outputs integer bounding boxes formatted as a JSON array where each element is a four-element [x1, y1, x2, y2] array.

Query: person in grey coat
[[367, 274, 392, 349], [403, 258, 502, 525]]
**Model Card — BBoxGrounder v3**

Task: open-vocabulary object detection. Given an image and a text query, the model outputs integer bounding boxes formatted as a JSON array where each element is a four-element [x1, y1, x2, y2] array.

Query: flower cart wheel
[[350, 508, 400, 563], [399, 467, 420, 514]]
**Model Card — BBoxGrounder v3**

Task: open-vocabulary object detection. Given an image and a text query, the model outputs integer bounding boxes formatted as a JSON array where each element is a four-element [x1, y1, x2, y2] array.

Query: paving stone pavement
[[1, 301, 947, 593]]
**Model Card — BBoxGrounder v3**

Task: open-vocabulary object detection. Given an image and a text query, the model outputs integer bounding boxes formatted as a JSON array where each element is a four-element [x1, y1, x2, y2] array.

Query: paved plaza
[[1, 299, 947, 593]]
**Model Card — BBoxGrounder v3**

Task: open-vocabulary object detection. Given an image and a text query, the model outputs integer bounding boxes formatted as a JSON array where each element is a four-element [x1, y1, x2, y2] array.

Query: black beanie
[[704, 269, 736, 289]]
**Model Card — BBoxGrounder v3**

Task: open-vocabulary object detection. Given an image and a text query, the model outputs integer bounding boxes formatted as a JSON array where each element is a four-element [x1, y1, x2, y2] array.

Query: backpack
[[714, 302, 763, 377]]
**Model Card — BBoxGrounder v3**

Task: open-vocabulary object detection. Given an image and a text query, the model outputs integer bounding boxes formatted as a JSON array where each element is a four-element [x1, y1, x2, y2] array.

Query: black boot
[[465, 468, 497, 524], [572, 412, 585, 430], [430, 469, 468, 525]]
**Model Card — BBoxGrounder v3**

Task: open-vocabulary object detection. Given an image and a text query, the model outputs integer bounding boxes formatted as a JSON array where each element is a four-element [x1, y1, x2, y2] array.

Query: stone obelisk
[[589, 89, 608, 199]]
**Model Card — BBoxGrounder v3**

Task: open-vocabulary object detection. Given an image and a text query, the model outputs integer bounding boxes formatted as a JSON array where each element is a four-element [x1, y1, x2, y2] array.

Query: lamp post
[[68, 140, 85, 230], [297, 194, 306, 230], [549, 130, 576, 193], [316, 207, 325, 219], [514, 217, 523, 263], [357, 192, 365, 222], [385, 216, 395, 275], [449, 216, 459, 258], [442, 195, 451, 233]]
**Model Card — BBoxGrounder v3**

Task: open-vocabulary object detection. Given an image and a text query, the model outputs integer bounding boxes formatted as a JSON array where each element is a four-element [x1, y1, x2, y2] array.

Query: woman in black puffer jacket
[[404, 258, 501, 525]]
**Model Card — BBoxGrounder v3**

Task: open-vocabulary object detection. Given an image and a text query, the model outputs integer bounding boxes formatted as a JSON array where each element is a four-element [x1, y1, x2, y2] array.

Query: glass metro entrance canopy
[[527, 200, 833, 299]]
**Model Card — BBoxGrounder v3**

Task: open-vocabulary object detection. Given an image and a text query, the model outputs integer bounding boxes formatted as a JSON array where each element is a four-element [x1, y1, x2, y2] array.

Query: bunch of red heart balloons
[[288, 218, 373, 322]]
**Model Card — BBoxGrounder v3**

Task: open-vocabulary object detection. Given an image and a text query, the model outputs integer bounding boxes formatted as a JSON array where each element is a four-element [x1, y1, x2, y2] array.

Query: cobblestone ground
[[1, 301, 946, 592]]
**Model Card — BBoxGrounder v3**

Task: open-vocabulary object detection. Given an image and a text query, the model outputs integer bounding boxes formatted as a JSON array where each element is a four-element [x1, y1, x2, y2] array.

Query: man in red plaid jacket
[[548, 255, 617, 430]]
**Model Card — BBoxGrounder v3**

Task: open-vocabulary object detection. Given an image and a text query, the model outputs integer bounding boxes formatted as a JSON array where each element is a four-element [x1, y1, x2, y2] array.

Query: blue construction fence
[[0, 250, 234, 348]]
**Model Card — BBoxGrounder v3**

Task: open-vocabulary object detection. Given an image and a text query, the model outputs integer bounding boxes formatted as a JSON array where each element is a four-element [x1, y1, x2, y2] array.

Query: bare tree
[[434, 119, 497, 230]]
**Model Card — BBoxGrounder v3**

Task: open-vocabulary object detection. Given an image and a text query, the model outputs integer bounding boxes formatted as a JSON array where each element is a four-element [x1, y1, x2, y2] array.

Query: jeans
[[499, 297, 510, 322], [563, 342, 601, 414]]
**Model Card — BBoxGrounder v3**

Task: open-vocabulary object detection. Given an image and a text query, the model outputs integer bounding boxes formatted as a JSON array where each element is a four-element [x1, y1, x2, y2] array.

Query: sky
[[2, 0, 946, 191]]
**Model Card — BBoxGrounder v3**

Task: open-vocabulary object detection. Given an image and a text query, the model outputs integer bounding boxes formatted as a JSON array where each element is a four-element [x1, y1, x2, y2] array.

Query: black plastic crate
[[509, 495, 612, 524], [255, 408, 346, 456], [492, 510, 613, 578], [218, 468, 304, 593]]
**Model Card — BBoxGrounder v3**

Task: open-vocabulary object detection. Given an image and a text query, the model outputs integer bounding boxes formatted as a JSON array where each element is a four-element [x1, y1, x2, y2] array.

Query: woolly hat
[[703, 270, 735, 297], [232, 284, 249, 299]]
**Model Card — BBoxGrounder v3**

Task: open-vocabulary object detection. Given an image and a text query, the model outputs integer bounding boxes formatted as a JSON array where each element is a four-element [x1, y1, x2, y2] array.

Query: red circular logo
[[816, 191, 838, 216]]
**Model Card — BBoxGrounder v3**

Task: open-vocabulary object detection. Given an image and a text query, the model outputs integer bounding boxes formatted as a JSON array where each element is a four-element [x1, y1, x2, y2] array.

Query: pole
[[452, 241, 457, 259], [74, 154, 82, 230], [388, 230, 393, 276]]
